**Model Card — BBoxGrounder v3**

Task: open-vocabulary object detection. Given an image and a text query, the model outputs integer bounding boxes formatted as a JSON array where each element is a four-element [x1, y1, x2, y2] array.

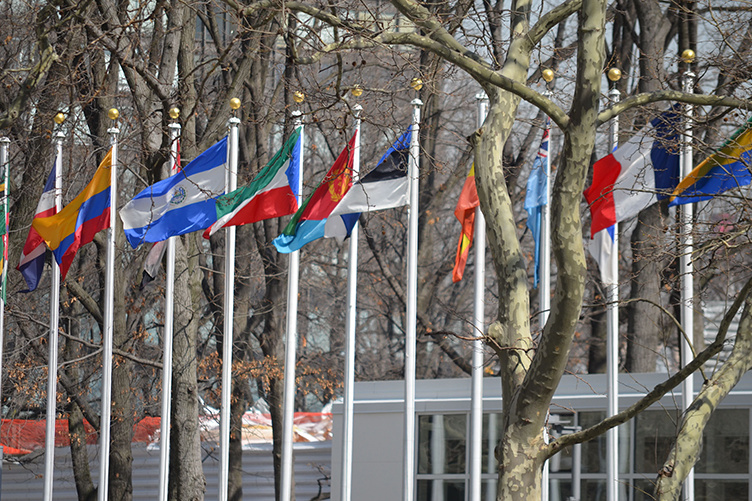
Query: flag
[[524, 120, 551, 288], [139, 239, 167, 290], [452, 164, 479, 283], [589, 226, 617, 286], [273, 132, 357, 253], [32, 150, 112, 280], [138, 138, 182, 288], [120, 137, 227, 248], [584, 109, 681, 237], [324, 128, 411, 242], [204, 127, 302, 238], [18, 161, 57, 292], [670, 118, 752, 206]]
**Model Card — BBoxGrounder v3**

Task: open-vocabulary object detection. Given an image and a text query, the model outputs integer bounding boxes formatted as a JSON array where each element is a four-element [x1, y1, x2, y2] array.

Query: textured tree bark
[[471, 0, 605, 496], [107, 225, 134, 501], [168, 234, 206, 501], [64, 309, 97, 501], [627, 203, 668, 372]]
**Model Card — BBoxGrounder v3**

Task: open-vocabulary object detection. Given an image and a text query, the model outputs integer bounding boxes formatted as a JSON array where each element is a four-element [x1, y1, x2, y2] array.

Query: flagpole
[[219, 101, 240, 501], [680, 51, 696, 501], [281, 106, 305, 501], [98, 108, 120, 501], [0, 137, 7, 344], [539, 85, 554, 501], [403, 83, 423, 501], [341, 102, 362, 501], [43, 125, 64, 501], [158, 113, 181, 501], [606, 75, 621, 501], [0, 135, 9, 468], [469, 93, 487, 501]]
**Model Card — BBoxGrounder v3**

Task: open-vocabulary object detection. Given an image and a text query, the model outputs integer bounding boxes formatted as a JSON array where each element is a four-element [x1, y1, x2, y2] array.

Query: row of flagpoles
[[1, 64, 751, 499], [0, 95, 422, 500]]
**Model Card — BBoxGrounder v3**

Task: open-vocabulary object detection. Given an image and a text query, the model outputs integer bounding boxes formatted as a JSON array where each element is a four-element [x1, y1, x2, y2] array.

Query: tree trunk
[[107, 225, 134, 501], [169, 234, 206, 501], [627, 203, 667, 372], [64, 307, 97, 501]]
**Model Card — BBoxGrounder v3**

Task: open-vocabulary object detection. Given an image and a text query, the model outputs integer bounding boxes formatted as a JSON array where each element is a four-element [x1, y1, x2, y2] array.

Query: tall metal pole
[[341, 104, 362, 501], [218, 114, 239, 501], [43, 130, 64, 501], [158, 120, 181, 501], [606, 87, 620, 501], [0, 138, 7, 352], [0, 136, 9, 470], [403, 97, 422, 501], [680, 67, 696, 501], [469, 93, 487, 501], [98, 113, 119, 501], [540, 95, 553, 501], [281, 110, 304, 501]]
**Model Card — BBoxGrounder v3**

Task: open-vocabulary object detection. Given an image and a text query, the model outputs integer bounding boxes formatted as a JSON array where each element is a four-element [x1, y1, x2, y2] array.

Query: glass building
[[331, 373, 752, 501]]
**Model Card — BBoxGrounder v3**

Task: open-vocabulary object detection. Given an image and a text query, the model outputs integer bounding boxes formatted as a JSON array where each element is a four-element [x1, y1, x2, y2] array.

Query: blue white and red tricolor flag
[[18, 161, 57, 292], [584, 109, 681, 238]]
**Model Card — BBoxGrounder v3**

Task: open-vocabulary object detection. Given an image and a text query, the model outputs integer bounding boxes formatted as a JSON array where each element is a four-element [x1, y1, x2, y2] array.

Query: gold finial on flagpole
[[542, 68, 554, 83], [607, 68, 622, 82], [108, 108, 120, 120], [169, 107, 180, 120], [410, 77, 423, 91], [681, 49, 696, 64], [293, 91, 305, 103], [54, 112, 65, 125], [351, 85, 363, 98]]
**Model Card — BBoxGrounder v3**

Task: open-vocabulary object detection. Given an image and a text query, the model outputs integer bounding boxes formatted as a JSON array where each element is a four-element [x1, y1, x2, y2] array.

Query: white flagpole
[[469, 93, 487, 501], [43, 130, 64, 501], [158, 119, 181, 501], [680, 65, 696, 501], [403, 96, 422, 501], [541, 102, 553, 501], [341, 104, 362, 501], [98, 111, 119, 501], [606, 87, 620, 501], [218, 112, 240, 501], [281, 110, 304, 501], [0, 136, 9, 467]]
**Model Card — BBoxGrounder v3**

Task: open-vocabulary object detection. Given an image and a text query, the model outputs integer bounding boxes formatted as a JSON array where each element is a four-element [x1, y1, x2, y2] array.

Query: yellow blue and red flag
[[33, 149, 112, 279], [670, 118, 752, 206]]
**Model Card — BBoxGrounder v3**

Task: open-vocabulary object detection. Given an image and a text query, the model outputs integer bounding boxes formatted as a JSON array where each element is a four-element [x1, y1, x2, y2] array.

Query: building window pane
[[548, 479, 572, 501], [416, 479, 465, 501], [695, 479, 748, 501], [582, 479, 606, 501], [634, 410, 681, 474], [696, 409, 749, 474], [579, 412, 606, 473], [481, 480, 497, 501], [418, 414, 467, 475], [633, 479, 659, 501], [482, 413, 503, 474]]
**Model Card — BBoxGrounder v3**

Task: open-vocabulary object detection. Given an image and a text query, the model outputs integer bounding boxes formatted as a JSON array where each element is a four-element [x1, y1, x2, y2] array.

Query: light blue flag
[[524, 120, 550, 288]]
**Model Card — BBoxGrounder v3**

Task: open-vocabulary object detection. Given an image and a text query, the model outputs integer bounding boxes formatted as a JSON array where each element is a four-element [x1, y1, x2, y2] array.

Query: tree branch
[[548, 276, 752, 457]]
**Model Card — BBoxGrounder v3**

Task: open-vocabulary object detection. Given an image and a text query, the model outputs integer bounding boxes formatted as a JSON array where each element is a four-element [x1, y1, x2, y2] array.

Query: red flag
[[452, 164, 479, 282]]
